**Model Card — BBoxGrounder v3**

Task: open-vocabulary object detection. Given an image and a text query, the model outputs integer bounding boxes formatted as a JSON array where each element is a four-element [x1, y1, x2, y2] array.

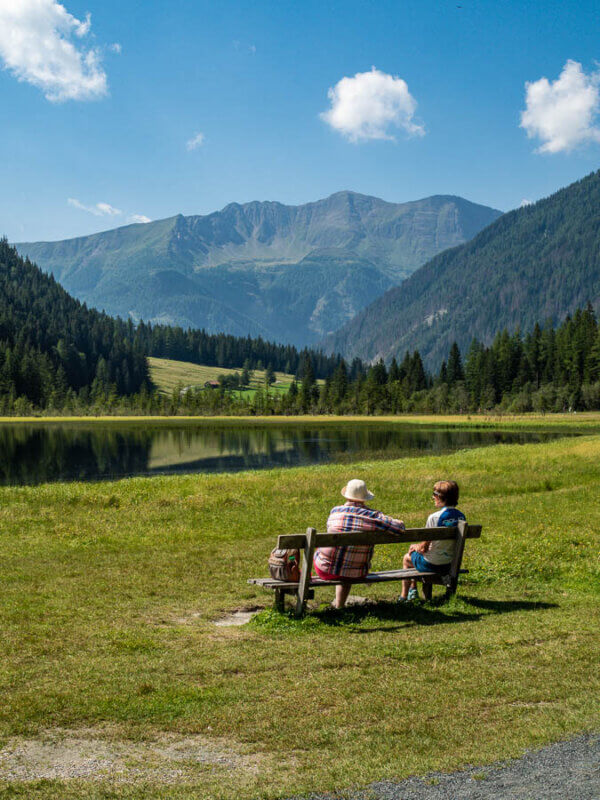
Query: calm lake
[[0, 421, 579, 486]]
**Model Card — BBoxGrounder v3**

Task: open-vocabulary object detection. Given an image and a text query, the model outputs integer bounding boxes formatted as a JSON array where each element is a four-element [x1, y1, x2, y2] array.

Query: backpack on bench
[[268, 548, 301, 582]]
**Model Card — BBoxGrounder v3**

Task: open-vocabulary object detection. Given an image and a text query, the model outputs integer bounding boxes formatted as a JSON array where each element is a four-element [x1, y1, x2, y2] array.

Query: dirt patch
[[215, 609, 261, 626], [0, 728, 261, 783], [343, 595, 373, 607]]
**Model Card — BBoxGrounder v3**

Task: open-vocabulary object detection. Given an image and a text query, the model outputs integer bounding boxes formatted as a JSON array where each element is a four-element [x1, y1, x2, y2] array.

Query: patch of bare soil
[[0, 728, 261, 783], [214, 609, 261, 626]]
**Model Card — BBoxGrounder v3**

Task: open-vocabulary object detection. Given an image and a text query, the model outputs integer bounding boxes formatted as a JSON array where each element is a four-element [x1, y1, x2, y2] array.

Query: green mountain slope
[[324, 170, 600, 367], [16, 192, 501, 347]]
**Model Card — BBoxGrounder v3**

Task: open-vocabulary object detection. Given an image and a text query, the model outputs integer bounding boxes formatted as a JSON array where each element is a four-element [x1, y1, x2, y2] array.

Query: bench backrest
[[278, 525, 482, 549]]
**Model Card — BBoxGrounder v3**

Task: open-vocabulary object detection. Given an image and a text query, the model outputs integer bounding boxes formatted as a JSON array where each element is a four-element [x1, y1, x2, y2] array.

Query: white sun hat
[[342, 479, 374, 502]]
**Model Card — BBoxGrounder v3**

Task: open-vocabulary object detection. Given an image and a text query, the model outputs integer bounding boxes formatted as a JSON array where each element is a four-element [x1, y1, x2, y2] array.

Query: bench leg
[[274, 588, 285, 612], [295, 527, 317, 618], [421, 580, 433, 601]]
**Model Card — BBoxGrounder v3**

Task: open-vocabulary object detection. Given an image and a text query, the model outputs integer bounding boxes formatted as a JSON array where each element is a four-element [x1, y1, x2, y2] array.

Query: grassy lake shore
[[3, 411, 600, 428], [1, 434, 599, 798]]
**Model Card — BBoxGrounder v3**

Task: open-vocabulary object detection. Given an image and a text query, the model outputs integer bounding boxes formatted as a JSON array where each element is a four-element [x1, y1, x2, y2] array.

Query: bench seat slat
[[278, 525, 481, 549], [248, 567, 467, 590]]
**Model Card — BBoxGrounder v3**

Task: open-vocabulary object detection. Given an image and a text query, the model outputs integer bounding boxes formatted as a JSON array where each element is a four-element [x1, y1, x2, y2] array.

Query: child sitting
[[399, 479, 465, 602]]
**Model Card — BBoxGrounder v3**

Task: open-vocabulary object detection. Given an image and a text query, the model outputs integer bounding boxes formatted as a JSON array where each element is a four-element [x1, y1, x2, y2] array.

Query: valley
[[16, 192, 501, 347]]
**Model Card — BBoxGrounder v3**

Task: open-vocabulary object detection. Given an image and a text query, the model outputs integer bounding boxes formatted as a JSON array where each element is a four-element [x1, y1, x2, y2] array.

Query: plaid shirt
[[314, 504, 405, 579]]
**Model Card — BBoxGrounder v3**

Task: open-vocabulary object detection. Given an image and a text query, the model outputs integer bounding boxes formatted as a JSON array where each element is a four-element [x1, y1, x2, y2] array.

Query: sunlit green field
[[3, 410, 600, 427], [0, 434, 599, 798], [148, 356, 296, 397]]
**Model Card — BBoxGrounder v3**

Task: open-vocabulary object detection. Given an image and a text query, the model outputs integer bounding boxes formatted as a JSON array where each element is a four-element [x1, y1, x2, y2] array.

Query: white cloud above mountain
[[320, 67, 425, 143], [68, 198, 150, 224], [186, 132, 205, 151], [68, 198, 122, 216], [520, 60, 600, 153], [0, 0, 108, 102]]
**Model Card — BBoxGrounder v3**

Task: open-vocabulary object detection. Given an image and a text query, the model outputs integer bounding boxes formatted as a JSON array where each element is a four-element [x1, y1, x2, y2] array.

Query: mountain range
[[324, 170, 600, 368], [16, 192, 501, 347]]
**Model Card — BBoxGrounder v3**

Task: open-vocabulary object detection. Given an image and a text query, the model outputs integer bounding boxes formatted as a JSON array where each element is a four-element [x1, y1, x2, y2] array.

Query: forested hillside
[[0, 240, 149, 410], [0, 240, 348, 413], [136, 320, 352, 379], [16, 192, 501, 346], [325, 170, 600, 368], [2, 232, 599, 416]]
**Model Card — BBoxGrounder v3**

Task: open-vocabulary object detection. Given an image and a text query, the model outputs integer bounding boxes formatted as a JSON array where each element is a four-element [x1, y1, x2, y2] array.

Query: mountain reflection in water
[[0, 423, 576, 486]]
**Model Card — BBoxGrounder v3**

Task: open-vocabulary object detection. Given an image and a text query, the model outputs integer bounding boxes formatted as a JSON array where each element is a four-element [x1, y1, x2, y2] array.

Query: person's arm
[[371, 510, 405, 533], [411, 512, 437, 553]]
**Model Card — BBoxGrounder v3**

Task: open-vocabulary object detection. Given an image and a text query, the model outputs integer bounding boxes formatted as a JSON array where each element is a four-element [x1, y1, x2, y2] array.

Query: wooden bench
[[248, 521, 482, 617]]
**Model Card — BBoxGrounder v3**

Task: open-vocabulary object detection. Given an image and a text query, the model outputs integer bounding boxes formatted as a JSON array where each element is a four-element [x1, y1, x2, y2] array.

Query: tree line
[[135, 321, 351, 380], [133, 304, 600, 417], [3, 237, 600, 416]]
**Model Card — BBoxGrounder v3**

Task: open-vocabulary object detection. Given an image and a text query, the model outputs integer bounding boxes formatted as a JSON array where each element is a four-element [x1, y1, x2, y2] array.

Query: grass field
[[0, 432, 599, 798], [148, 356, 297, 397], [3, 411, 600, 427]]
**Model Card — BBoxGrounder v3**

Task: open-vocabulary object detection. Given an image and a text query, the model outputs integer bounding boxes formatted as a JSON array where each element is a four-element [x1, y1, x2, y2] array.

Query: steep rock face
[[324, 170, 600, 367], [16, 191, 501, 346]]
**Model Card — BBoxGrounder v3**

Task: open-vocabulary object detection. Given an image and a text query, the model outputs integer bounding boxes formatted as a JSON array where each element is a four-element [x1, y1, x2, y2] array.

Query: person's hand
[[408, 544, 418, 553]]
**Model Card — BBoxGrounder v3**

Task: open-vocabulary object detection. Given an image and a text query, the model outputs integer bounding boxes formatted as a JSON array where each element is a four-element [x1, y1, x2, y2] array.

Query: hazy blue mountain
[[16, 191, 501, 346], [324, 170, 600, 367]]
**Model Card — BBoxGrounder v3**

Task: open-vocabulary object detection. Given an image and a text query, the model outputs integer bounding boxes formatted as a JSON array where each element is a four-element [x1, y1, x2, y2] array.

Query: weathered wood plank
[[278, 525, 481, 549], [421, 579, 433, 601], [295, 527, 317, 617], [446, 519, 468, 598], [248, 567, 468, 590], [274, 587, 285, 612]]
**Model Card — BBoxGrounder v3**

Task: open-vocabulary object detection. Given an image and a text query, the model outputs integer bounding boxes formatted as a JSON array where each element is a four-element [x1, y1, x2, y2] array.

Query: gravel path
[[295, 733, 600, 800]]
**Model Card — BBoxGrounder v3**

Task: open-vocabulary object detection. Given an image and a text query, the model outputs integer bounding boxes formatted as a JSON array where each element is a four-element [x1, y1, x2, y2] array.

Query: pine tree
[[300, 355, 316, 412], [446, 342, 464, 384]]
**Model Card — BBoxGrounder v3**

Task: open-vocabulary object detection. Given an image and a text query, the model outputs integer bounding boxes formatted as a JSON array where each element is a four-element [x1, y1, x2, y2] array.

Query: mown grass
[[0, 434, 599, 798]]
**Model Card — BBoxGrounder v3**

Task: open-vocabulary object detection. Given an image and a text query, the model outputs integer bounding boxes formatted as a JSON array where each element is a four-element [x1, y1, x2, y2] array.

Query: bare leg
[[401, 552, 416, 599], [334, 583, 352, 609]]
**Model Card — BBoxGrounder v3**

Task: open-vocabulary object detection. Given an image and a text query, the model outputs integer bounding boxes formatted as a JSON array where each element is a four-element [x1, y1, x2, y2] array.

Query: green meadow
[[148, 356, 297, 398], [0, 431, 599, 799]]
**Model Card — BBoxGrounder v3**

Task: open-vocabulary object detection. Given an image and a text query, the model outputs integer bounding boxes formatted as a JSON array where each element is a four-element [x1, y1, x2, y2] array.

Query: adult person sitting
[[398, 479, 466, 602], [313, 479, 405, 609]]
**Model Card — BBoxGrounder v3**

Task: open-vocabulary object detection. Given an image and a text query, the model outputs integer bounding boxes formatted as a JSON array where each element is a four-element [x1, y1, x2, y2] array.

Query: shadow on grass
[[318, 596, 557, 633], [250, 596, 558, 635]]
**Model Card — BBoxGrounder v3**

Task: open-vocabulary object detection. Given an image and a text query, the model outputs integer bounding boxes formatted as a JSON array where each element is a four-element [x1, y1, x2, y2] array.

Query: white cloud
[[68, 198, 151, 224], [68, 198, 122, 216], [0, 0, 108, 102], [233, 40, 256, 54], [110, 43, 122, 54], [186, 132, 205, 151], [520, 198, 533, 207], [320, 67, 425, 143], [520, 60, 600, 154]]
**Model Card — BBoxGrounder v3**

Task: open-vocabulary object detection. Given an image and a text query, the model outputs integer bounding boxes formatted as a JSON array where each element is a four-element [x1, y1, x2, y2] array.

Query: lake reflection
[[0, 422, 576, 486]]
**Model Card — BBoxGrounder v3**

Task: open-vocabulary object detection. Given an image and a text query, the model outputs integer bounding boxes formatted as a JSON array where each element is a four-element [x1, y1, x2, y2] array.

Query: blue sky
[[1, 0, 600, 242]]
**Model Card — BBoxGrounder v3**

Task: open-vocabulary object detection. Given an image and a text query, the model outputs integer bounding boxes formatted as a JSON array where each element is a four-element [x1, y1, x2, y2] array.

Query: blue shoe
[[407, 588, 419, 601]]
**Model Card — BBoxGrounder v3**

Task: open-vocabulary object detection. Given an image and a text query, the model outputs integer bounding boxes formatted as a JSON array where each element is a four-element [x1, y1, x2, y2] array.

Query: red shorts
[[314, 563, 345, 581]]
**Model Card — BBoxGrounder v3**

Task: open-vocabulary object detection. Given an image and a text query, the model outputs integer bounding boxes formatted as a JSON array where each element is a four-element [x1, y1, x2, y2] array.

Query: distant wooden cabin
[[204, 380, 220, 389]]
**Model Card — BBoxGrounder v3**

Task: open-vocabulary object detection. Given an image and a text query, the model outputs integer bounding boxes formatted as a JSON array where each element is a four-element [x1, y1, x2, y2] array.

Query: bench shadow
[[314, 596, 558, 633]]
